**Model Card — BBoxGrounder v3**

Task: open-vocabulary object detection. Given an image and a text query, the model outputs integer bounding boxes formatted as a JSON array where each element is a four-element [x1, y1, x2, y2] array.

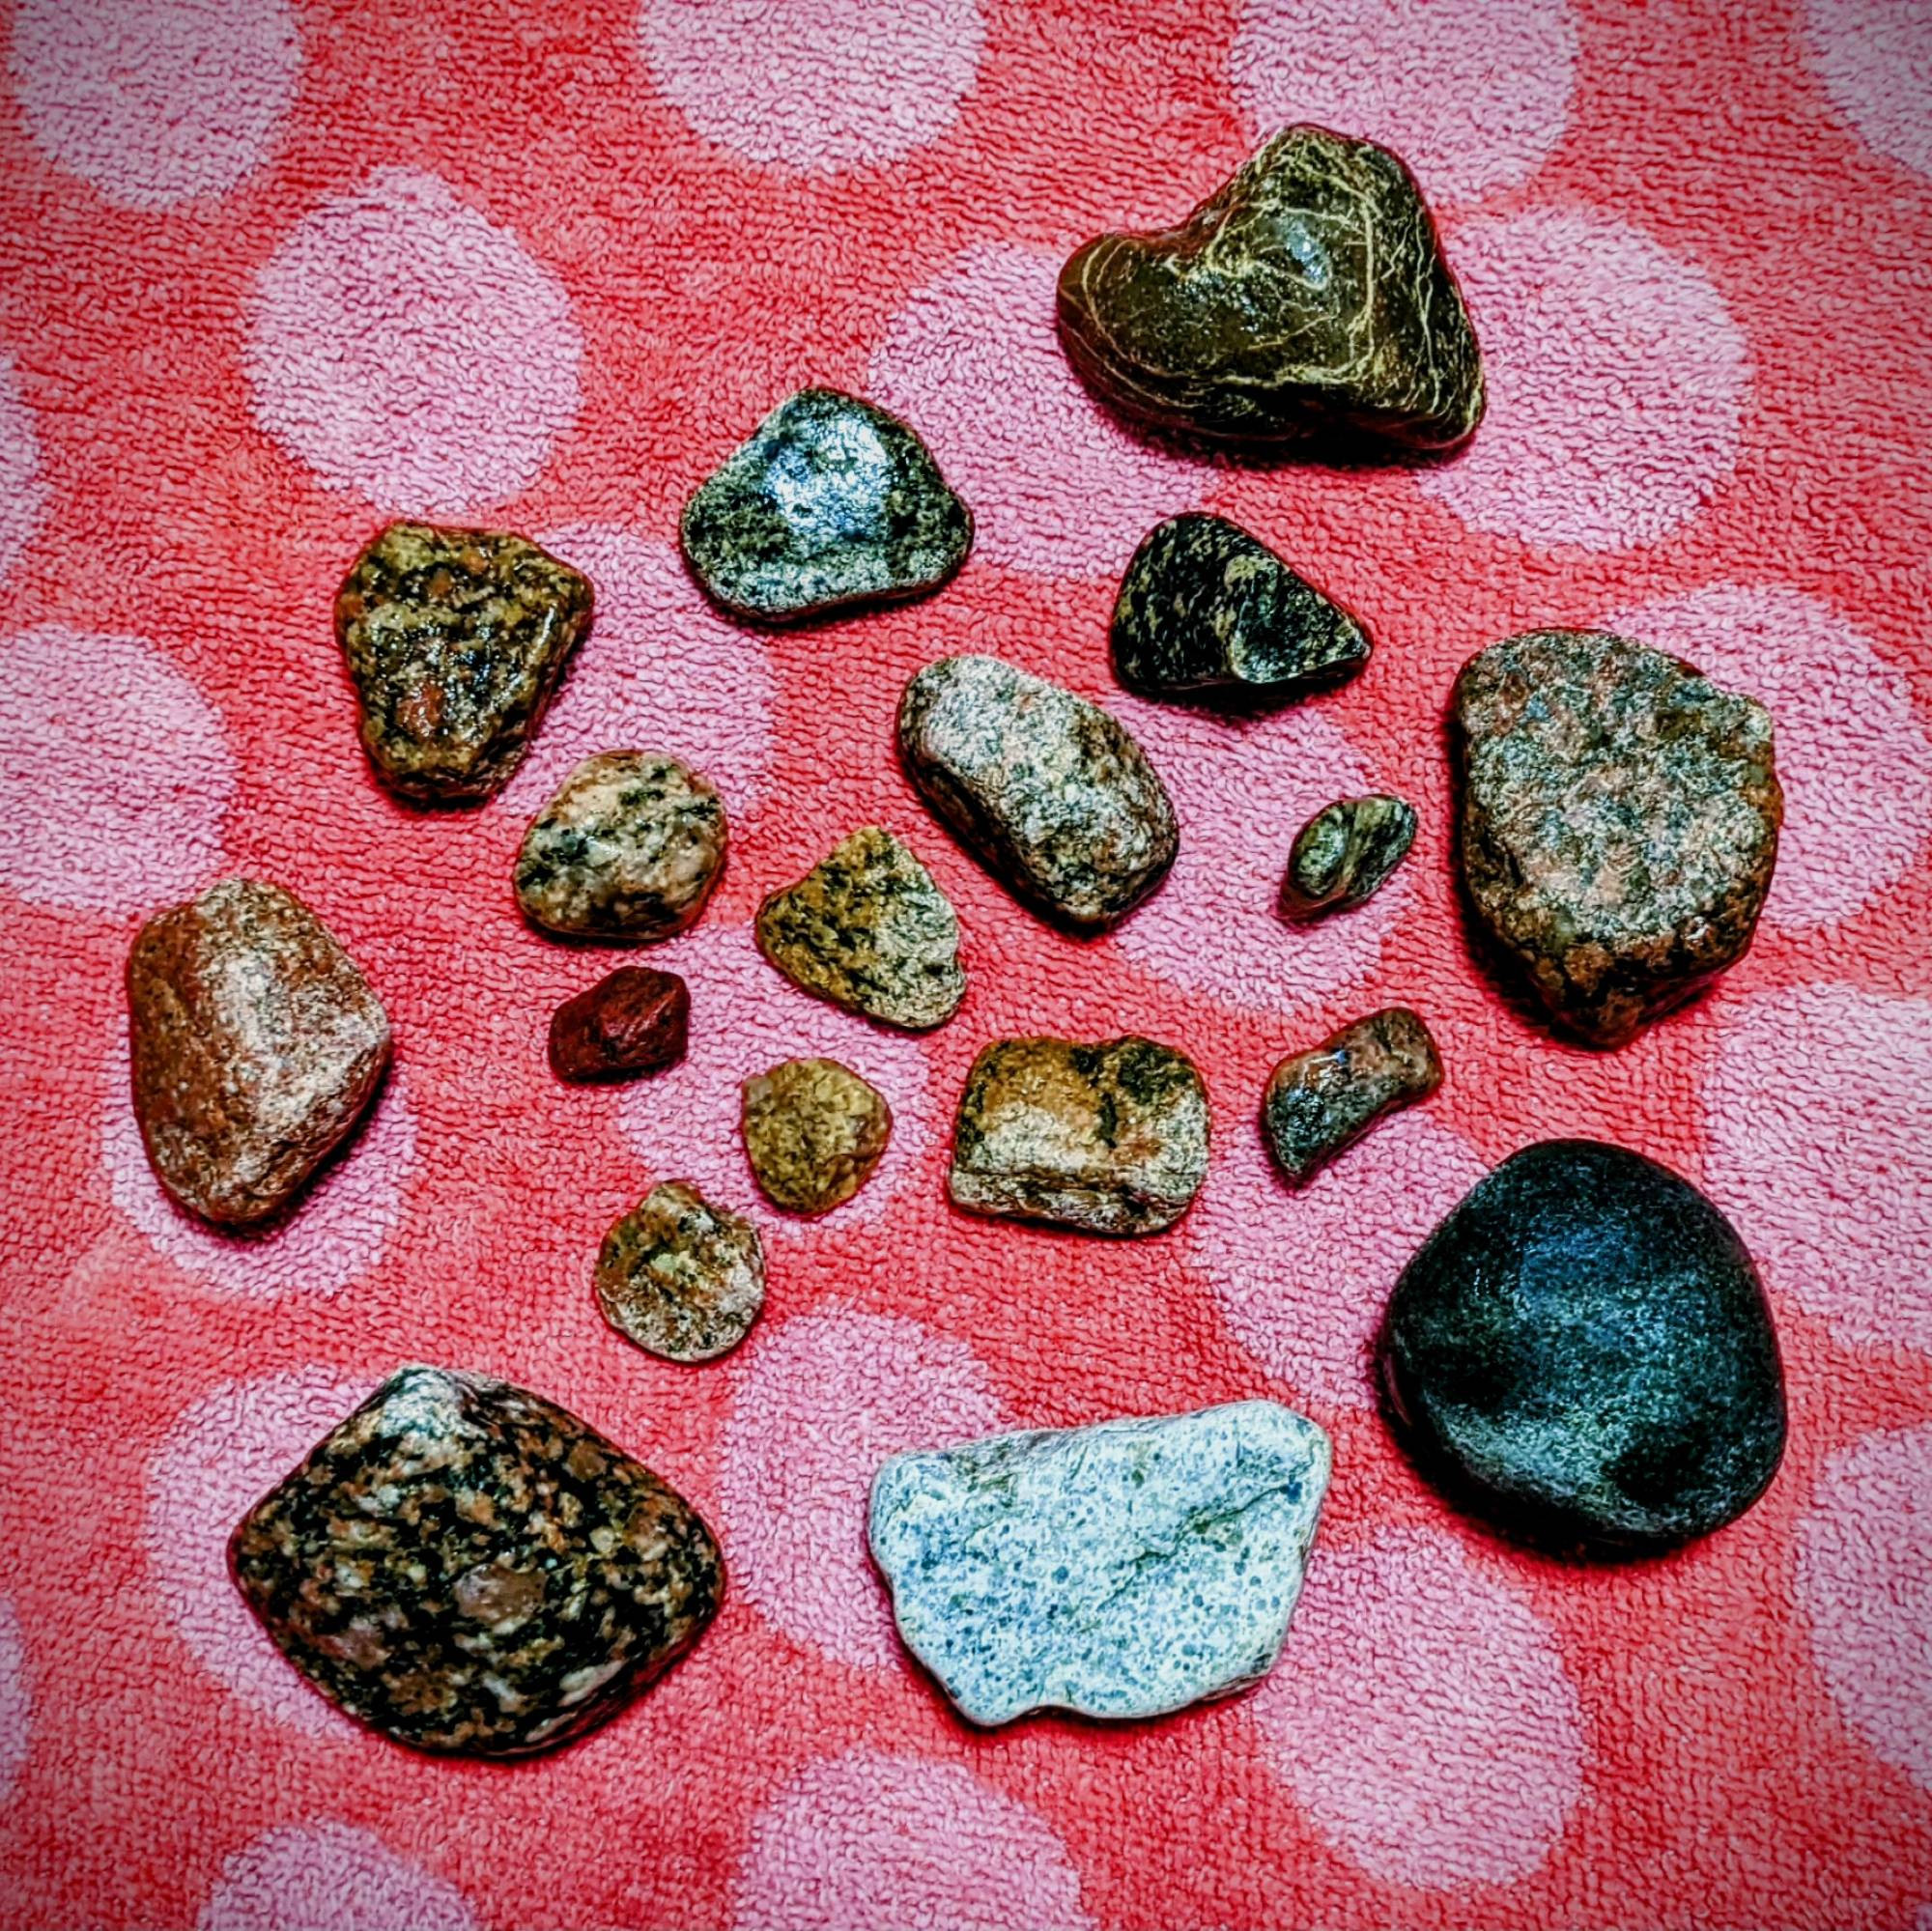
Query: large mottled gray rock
[[869, 1401, 1332, 1725], [897, 654, 1178, 932]]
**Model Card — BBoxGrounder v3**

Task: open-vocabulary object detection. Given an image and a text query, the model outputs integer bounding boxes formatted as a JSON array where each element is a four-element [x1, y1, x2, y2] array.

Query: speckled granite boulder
[[680, 388, 971, 622], [1454, 630, 1781, 1046], [595, 1182, 765, 1362], [1111, 513, 1371, 698], [869, 1400, 1331, 1724], [1264, 1007, 1442, 1185], [1379, 1140, 1787, 1553], [742, 1058, 893, 1216], [949, 1036, 1208, 1235], [755, 827, 965, 1030], [1279, 794, 1416, 920], [230, 1365, 723, 1755], [128, 878, 390, 1227], [1058, 127, 1484, 453], [898, 654, 1179, 932], [548, 967, 689, 1084], [516, 752, 727, 941], [335, 522, 592, 803]]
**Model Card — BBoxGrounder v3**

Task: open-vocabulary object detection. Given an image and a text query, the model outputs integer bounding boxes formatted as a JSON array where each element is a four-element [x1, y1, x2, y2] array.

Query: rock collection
[[548, 966, 690, 1084], [741, 1057, 893, 1216], [595, 1181, 766, 1362], [1264, 1008, 1442, 1185], [1279, 794, 1417, 920]]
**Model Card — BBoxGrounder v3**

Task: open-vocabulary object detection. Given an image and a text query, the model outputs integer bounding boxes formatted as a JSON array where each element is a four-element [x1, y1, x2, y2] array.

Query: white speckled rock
[[868, 1400, 1331, 1725]]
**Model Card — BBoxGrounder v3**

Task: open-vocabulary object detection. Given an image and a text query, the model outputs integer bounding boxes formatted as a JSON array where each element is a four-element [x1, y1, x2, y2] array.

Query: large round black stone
[[1378, 1139, 1786, 1554]]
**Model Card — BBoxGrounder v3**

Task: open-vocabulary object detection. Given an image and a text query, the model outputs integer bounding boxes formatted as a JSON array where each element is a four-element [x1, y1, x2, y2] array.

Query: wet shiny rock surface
[[1263, 1007, 1442, 1185]]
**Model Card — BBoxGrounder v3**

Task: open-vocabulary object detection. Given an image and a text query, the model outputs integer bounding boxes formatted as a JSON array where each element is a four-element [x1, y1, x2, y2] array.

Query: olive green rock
[[742, 1058, 893, 1216], [1280, 794, 1416, 920]]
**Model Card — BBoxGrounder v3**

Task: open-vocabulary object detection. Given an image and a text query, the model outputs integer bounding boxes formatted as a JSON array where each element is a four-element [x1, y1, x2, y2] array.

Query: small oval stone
[[1378, 1139, 1788, 1553], [595, 1181, 766, 1363], [1279, 794, 1417, 920], [1263, 1007, 1442, 1185], [516, 751, 727, 941], [548, 966, 689, 1083], [741, 1057, 893, 1216]]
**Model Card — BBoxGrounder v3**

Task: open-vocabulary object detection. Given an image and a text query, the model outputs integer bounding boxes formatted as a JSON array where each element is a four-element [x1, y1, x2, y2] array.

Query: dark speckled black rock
[[1379, 1140, 1786, 1554], [680, 388, 972, 623]]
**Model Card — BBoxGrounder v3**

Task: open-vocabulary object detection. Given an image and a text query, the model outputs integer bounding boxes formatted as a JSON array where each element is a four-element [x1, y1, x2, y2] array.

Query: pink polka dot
[[198, 1821, 478, 1931], [1804, 0, 1932, 177], [617, 923, 932, 1228], [733, 1749, 1092, 1931], [1797, 1425, 1932, 1790], [502, 525, 775, 816], [868, 245, 1204, 578], [1251, 1526, 1585, 1887], [148, 1369, 376, 1736], [0, 626, 234, 915], [1608, 584, 1932, 933], [641, 0, 983, 171], [1232, 0, 1577, 205], [0, 353, 46, 580], [246, 168, 582, 514], [11, 0, 298, 211], [1192, 1113, 1487, 1409], [103, 1049, 415, 1299], [1703, 984, 1932, 1355], [1110, 698, 1406, 1012], [720, 1310, 1002, 1667], [1421, 210, 1747, 552], [0, 1598, 28, 1803]]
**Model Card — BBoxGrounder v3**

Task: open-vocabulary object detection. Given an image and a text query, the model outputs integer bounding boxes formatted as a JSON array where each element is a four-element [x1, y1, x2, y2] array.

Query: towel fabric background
[[2, 0, 1931, 1925]]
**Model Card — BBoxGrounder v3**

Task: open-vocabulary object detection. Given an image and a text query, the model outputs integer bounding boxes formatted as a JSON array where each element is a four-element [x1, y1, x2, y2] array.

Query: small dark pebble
[[1280, 794, 1416, 920], [1263, 1007, 1442, 1185], [549, 967, 690, 1083]]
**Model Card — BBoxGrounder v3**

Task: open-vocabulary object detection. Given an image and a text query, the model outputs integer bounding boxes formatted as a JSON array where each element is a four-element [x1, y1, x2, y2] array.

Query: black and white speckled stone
[[229, 1365, 723, 1756], [1279, 794, 1416, 920], [1111, 514, 1371, 698], [680, 388, 971, 623], [869, 1400, 1332, 1725], [1379, 1140, 1787, 1553], [1264, 1007, 1442, 1185]]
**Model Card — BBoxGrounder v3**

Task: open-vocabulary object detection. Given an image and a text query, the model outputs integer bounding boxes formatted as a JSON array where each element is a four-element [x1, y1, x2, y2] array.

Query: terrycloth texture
[[1, 1, 1930, 1926]]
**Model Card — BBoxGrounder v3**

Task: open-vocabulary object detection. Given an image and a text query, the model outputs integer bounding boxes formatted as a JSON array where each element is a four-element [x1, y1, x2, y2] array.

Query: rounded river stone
[[1280, 794, 1416, 920], [1378, 1139, 1787, 1554], [548, 966, 689, 1083], [1263, 1006, 1441, 1185], [741, 1057, 892, 1215], [595, 1181, 766, 1362]]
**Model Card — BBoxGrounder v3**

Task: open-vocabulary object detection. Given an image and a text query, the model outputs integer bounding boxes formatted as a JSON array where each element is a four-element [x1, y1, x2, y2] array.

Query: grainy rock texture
[[949, 1035, 1208, 1235], [595, 1182, 766, 1362], [1454, 630, 1781, 1046], [869, 1400, 1331, 1725], [1264, 1007, 1442, 1185], [1279, 794, 1417, 920], [548, 967, 689, 1083], [1379, 1139, 1787, 1553], [754, 826, 965, 1030], [1111, 513, 1371, 698], [128, 877, 390, 1227], [680, 388, 971, 622], [741, 1057, 892, 1215], [1058, 127, 1484, 452], [897, 654, 1178, 932], [516, 752, 727, 941], [335, 522, 593, 804], [229, 1365, 722, 1756]]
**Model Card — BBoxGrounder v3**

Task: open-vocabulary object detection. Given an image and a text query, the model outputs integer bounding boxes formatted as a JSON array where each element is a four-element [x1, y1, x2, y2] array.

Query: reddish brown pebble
[[128, 877, 390, 1227], [549, 968, 690, 1084], [1262, 1007, 1442, 1185]]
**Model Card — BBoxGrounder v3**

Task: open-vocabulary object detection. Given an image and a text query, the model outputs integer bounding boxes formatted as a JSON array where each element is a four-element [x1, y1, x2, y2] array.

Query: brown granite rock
[[741, 1058, 893, 1215], [1454, 630, 1781, 1047], [516, 752, 727, 941], [1263, 1008, 1442, 1185], [1279, 795, 1416, 920], [949, 1036, 1208, 1235], [229, 1365, 722, 1756], [595, 1181, 765, 1362], [128, 877, 390, 1227], [549, 967, 689, 1083], [336, 522, 593, 804]]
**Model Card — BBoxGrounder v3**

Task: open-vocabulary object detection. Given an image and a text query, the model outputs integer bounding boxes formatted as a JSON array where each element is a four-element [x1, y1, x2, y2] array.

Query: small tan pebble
[[741, 1058, 893, 1215], [1262, 1007, 1443, 1185], [549, 967, 689, 1083], [595, 1181, 765, 1362]]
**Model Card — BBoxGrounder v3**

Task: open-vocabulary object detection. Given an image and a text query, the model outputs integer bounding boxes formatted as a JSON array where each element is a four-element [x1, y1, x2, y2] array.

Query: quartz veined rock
[[1264, 1007, 1442, 1185], [897, 654, 1179, 932], [869, 1400, 1332, 1725], [336, 522, 593, 803], [516, 751, 727, 941], [1111, 513, 1371, 698], [680, 388, 972, 622], [230, 1365, 723, 1756], [548, 966, 689, 1083], [949, 1035, 1208, 1235], [755, 826, 965, 1030], [128, 877, 390, 1227], [741, 1057, 892, 1216], [1279, 794, 1416, 920], [1454, 630, 1781, 1046], [595, 1181, 766, 1362], [1058, 127, 1484, 453], [1379, 1140, 1787, 1553]]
